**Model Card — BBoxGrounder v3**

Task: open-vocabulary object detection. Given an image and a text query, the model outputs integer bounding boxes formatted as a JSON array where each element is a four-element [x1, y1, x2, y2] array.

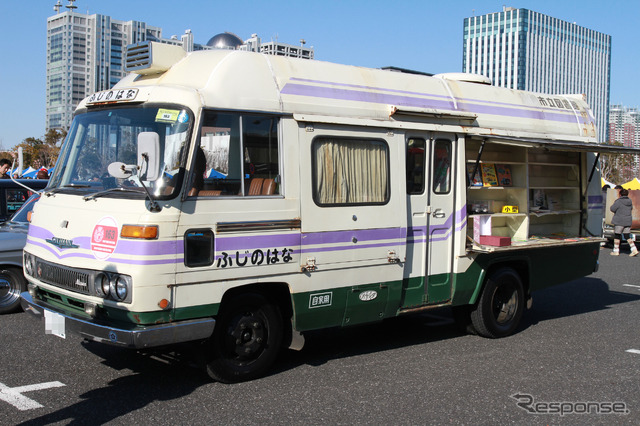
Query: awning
[[473, 135, 640, 155]]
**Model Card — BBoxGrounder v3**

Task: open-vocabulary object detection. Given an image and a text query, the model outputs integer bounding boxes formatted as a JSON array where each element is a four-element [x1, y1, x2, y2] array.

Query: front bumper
[[20, 292, 215, 349]]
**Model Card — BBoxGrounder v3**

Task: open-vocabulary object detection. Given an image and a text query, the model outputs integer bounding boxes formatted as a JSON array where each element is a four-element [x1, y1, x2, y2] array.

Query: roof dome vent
[[206, 32, 244, 49]]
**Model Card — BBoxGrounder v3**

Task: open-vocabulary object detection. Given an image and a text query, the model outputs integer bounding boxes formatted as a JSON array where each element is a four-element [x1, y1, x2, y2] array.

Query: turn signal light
[[158, 299, 170, 309], [121, 225, 158, 239]]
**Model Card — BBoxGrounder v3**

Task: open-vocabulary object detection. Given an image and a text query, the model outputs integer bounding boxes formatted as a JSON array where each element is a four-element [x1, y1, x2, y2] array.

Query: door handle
[[433, 209, 446, 218]]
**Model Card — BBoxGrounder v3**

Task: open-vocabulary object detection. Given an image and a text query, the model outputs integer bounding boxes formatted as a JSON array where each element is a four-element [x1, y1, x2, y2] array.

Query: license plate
[[44, 310, 66, 339]]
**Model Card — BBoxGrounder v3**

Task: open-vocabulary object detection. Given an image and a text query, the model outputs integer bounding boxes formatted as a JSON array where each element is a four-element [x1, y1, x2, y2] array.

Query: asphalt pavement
[[1, 245, 639, 425]]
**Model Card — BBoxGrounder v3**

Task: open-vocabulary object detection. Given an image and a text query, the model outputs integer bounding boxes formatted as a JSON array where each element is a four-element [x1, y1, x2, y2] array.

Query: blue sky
[[0, 0, 638, 149]]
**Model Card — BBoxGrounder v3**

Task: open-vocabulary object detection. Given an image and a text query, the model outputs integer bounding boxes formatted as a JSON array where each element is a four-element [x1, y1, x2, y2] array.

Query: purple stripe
[[299, 241, 400, 254], [289, 77, 586, 117], [282, 83, 455, 113], [281, 83, 587, 125], [28, 238, 95, 260], [117, 240, 183, 256], [28, 225, 182, 255], [289, 77, 454, 101], [107, 257, 180, 265], [28, 225, 54, 241], [301, 227, 404, 245], [27, 238, 181, 265], [456, 205, 468, 224], [216, 233, 301, 251], [407, 204, 468, 244]]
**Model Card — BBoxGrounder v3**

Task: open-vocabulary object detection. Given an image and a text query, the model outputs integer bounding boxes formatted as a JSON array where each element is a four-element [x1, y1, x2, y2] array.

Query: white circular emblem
[[359, 290, 378, 302]]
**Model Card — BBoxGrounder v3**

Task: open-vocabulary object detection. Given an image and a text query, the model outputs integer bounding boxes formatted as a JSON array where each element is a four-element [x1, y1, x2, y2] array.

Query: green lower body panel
[[451, 241, 600, 306], [34, 242, 599, 334], [292, 241, 599, 332], [292, 280, 404, 331], [36, 286, 219, 328]]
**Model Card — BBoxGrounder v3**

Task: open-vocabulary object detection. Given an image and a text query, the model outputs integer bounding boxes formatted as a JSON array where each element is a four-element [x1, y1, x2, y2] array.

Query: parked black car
[[0, 179, 47, 223], [0, 191, 42, 313]]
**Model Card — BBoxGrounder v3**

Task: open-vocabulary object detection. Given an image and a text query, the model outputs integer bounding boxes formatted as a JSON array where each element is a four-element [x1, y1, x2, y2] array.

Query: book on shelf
[[467, 164, 483, 186], [481, 163, 498, 187], [495, 164, 512, 186]]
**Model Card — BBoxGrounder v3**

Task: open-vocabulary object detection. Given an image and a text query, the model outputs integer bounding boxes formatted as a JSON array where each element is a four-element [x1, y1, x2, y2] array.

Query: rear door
[[405, 133, 457, 304]]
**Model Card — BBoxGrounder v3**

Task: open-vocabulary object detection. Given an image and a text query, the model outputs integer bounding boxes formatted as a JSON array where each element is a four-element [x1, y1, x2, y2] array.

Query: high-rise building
[[46, 1, 313, 132], [609, 105, 640, 176], [462, 7, 611, 143], [46, 2, 164, 131]]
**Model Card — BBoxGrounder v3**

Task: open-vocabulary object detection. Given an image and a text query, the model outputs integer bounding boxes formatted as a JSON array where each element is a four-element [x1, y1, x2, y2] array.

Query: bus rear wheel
[[470, 267, 524, 338], [205, 293, 283, 383]]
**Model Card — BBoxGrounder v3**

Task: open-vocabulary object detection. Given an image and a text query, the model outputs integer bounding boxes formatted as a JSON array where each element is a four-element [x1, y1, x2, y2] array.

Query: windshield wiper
[[83, 187, 145, 201], [45, 183, 91, 196]]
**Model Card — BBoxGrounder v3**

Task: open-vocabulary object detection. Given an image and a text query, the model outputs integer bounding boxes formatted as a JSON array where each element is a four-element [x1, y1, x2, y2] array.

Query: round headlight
[[113, 276, 128, 301], [96, 273, 110, 296], [24, 254, 33, 276]]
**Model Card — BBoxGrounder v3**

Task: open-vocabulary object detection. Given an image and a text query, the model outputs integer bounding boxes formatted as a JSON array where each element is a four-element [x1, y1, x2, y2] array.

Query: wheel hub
[[493, 287, 517, 324], [229, 315, 265, 358], [0, 277, 17, 303]]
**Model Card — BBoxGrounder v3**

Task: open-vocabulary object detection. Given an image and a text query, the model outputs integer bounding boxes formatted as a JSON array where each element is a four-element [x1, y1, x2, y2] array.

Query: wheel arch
[[468, 258, 530, 305], [218, 281, 294, 345], [220, 282, 293, 319]]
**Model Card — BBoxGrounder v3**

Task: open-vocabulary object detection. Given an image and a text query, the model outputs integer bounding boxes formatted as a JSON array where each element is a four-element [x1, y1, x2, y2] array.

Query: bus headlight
[[110, 275, 130, 302], [94, 272, 131, 303], [95, 272, 110, 297], [24, 253, 33, 276]]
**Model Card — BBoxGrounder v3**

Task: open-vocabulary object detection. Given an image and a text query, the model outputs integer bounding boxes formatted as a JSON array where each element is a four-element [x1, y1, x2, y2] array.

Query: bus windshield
[[49, 104, 192, 198]]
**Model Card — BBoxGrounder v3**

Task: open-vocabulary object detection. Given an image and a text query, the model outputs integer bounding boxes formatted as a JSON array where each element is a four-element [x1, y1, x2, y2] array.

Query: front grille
[[36, 260, 91, 295]]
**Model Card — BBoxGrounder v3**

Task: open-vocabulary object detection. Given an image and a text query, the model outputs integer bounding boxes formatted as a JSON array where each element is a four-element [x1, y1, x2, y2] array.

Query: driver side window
[[191, 111, 281, 197]]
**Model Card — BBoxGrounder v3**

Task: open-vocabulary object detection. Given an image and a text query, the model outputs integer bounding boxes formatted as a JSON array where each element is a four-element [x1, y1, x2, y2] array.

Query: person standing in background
[[610, 188, 639, 256]]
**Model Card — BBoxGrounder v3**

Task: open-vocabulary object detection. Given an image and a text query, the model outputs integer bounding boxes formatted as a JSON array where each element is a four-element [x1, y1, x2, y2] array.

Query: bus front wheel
[[205, 293, 283, 383]]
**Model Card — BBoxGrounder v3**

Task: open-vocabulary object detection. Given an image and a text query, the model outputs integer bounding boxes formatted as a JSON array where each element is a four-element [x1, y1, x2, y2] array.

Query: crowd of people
[[0, 158, 50, 180]]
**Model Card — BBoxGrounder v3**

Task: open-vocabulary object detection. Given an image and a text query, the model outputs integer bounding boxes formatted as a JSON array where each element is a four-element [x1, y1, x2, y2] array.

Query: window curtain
[[315, 139, 388, 204]]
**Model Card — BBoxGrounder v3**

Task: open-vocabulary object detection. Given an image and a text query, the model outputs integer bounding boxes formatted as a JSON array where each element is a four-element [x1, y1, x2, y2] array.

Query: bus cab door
[[406, 134, 456, 305]]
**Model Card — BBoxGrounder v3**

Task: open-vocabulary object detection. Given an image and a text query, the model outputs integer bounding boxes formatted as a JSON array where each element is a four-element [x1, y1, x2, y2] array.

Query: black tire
[[470, 267, 524, 338], [205, 293, 283, 383], [0, 268, 26, 314]]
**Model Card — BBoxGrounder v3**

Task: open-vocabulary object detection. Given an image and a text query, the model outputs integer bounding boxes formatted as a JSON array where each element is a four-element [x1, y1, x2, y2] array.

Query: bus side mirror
[[138, 132, 160, 181]]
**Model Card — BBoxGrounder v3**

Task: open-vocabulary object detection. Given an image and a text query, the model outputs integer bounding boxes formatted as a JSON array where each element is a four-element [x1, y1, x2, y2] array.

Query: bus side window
[[195, 111, 280, 197], [433, 139, 451, 194], [407, 138, 426, 194], [312, 137, 389, 206]]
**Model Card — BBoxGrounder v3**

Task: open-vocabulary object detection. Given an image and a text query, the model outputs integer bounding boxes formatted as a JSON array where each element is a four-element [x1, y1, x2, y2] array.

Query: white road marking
[[626, 349, 640, 355], [623, 284, 640, 289], [0, 381, 65, 411]]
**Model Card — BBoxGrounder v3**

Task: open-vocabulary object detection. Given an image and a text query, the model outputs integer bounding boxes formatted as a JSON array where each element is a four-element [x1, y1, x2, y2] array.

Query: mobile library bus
[[21, 41, 636, 382]]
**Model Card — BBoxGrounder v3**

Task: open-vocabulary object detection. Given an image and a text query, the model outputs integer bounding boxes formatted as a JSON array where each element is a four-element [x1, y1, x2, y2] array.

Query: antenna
[[53, 0, 62, 13], [300, 39, 306, 46], [65, 0, 77, 11]]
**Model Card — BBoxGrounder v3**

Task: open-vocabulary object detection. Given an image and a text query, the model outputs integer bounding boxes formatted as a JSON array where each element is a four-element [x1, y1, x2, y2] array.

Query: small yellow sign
[[502, 205, 519, 214], [155, 109, 180, 123]]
